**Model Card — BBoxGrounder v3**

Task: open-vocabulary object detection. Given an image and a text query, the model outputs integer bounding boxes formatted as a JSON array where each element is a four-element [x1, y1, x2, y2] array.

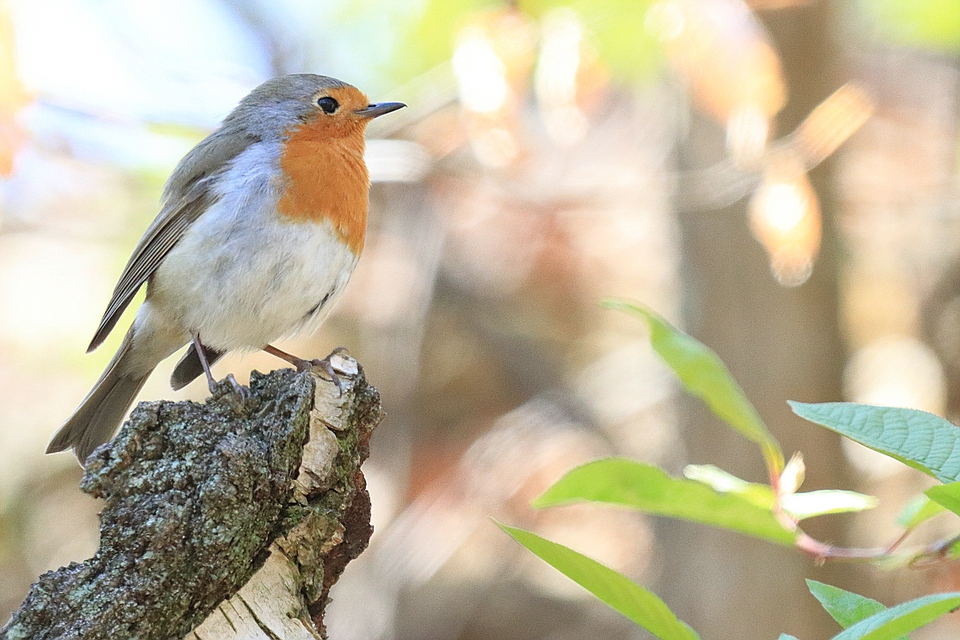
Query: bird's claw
[[310, 358, 345, 395], [209, 373, 250, 400], [294, 348, 350, 395], [225, 373, 251, 399]]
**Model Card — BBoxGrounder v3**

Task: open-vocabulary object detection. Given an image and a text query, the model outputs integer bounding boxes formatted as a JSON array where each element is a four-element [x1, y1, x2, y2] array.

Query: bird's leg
[[191, 333, 218, 393], [192, 333, 247, 397], [263, 344, 348, 394], [262, 344, 304, 368]]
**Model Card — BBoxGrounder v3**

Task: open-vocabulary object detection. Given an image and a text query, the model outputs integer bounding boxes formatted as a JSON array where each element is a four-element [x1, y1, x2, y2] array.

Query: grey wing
[[87, 129, 257, 352]]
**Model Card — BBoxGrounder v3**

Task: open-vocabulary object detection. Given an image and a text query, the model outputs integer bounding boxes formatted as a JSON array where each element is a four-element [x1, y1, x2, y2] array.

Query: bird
[[46, 74, 405, 464]]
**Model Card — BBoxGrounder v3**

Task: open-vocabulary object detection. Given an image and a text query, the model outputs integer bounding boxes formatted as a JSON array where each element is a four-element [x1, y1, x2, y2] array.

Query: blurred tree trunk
[[660, 4, 859, 639]]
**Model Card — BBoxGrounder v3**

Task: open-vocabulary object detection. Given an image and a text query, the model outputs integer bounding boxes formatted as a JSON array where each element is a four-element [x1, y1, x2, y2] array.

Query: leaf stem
[[791, 528, 960, 566], [773, 484, 960, 566], [795, 531, 890, 564]]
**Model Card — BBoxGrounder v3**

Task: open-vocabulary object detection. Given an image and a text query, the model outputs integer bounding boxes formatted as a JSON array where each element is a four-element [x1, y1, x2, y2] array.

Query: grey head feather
[[159, 75, 353, 204], [219, 74, 354, 141]]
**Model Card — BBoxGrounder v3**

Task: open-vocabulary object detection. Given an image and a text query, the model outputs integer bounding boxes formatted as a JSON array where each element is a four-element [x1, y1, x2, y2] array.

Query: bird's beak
[[355, 102, 406, 119]]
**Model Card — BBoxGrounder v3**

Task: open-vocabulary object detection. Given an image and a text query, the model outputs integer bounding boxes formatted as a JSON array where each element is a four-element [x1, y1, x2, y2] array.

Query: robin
[[46, 74, 405, 464]]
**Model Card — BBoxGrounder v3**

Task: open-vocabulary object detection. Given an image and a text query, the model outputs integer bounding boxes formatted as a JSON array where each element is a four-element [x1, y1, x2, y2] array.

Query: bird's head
[[224, 74, 405, 141]]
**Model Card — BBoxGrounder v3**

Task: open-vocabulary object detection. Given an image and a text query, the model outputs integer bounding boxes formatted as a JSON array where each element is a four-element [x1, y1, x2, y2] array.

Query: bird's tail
[[47, 332, 152, 465]]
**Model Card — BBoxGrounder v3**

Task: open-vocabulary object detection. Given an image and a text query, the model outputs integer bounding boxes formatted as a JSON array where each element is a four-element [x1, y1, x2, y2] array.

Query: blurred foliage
[[863, 0, 960, 51], [390, 0, 495, 81], [526, 0, 661, 80], [385, 0, 661, 84]]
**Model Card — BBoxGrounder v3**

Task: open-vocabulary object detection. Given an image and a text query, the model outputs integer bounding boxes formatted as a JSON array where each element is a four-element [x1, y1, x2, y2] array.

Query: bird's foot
[[208, 373, 250, 400], [263, 344, 352, 395], [225, 373, 251, 399], [296, 348, 351, 395]]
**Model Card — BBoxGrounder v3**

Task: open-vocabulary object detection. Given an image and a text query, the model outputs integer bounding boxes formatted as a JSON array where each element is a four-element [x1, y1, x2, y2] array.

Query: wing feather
[[87, 129, 258, 352]]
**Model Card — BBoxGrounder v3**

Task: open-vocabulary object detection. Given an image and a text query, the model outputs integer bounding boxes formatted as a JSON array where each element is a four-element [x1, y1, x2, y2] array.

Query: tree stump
[[1, 354, 383, 640]]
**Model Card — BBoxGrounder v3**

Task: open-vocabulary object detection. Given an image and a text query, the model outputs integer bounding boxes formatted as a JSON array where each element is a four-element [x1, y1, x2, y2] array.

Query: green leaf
[[807, 580, 889, 629], [682, 464, 774, 509], [830, 591, 960, 639], [896, 495, 946, 529], [534, 458, 796, 545], [682, 465, 875, 520], [498, 523, 699, 639], [789, 402, 960, 483], [780, 491, 878, 520], [604, 300, 784, 473], [925, 481, 960, 516]]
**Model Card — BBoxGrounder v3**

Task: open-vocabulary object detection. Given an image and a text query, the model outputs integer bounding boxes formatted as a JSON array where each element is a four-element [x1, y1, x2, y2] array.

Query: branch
[[2, 355, 383, 640]]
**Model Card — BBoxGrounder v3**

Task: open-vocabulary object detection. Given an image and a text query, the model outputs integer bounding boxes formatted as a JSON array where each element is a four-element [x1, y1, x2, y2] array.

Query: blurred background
[[1, 0, 960, 638]]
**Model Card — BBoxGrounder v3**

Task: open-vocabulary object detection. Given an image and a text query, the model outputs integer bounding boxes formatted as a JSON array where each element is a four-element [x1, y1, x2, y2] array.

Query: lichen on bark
[[2, 356, 382, 640]]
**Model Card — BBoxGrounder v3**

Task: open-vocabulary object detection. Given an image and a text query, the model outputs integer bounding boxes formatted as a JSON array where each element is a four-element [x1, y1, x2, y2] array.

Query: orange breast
[[276, 119, 369, 255]]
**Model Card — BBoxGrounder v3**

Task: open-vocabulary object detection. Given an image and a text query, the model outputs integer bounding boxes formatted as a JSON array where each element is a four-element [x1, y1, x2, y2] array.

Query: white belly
[[146, 198, 358, 352]]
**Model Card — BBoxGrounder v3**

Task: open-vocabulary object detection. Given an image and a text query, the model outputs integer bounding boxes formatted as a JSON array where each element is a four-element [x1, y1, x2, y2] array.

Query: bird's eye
[[317, 97, 339, 114]]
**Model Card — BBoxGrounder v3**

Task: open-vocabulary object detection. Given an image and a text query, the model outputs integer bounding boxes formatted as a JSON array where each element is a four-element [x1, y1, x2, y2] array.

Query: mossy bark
[[2, 355, 382, 640]]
